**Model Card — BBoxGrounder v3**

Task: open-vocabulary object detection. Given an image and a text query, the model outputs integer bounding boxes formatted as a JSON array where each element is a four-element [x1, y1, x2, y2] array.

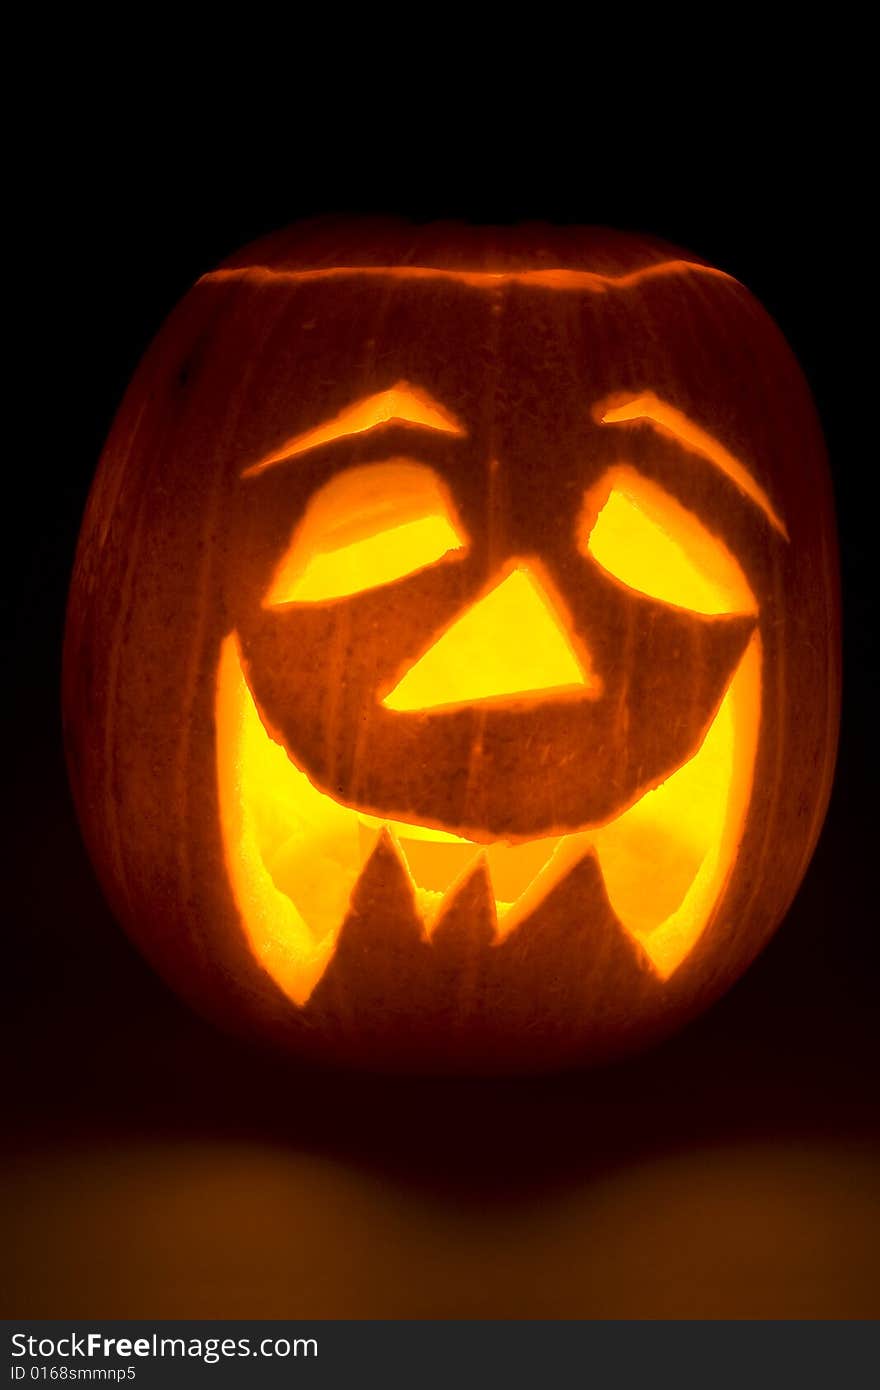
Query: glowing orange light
[[216, 621, 760, 1000], [583, 467, 758, 615], [217, 424, 764, 1004], [215, 633, 352, 1004], [206, 260, 736, 294], [599, 393, 787, 538], [383, 567, 594, 711], [593, 632, 761, 976], [243, 383, 464, 478], [265, 461, 467, 605]]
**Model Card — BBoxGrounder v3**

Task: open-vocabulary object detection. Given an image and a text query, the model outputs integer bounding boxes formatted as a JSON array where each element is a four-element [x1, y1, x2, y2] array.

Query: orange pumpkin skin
[[63, 221, 840, 1074]]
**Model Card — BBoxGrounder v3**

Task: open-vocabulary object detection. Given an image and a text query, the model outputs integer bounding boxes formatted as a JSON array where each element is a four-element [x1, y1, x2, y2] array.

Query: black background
[[3, 78, 877, 1318]]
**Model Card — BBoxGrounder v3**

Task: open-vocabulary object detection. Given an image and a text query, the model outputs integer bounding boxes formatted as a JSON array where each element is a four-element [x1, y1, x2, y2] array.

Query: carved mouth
[[216, 633, 761, 1005]]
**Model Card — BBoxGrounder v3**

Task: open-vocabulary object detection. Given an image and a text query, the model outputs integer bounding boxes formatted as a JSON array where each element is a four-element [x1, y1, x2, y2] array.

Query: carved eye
[[265, 461, 468, 606], [579, 466, 757, 615]]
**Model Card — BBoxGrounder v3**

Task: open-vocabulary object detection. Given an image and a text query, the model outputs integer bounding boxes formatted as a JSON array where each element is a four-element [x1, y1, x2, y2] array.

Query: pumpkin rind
[[63, 220, 840, 1073]]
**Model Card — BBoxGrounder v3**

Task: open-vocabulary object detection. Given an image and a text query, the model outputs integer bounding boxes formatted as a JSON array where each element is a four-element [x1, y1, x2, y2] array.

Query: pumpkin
[[63, 220, 840, 1073]]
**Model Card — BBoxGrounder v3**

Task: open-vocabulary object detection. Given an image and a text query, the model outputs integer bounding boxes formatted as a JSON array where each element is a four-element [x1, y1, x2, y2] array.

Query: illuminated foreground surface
[[6, 1133, 876, 1317]]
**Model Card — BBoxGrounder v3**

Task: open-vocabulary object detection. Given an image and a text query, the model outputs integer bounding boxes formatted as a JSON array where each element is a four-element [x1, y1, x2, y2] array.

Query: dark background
[[3, 88, 877, 1318]]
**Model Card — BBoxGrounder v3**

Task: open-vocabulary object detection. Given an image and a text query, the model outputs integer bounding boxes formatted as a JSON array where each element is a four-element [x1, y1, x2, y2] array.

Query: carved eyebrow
[[242, 381, 465, 478], [598, 391, 788, 539]]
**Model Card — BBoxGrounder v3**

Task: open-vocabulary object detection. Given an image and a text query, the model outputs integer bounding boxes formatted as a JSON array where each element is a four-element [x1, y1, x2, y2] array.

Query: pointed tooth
[[431, 854, 497, 953], [342, 827, 426, 949], [473, 850, 666, 1070], [313, 826, 427, 985], [305, 822, 436, 1045], [498, 847, 656, 991], [496, 831, 587, 940]]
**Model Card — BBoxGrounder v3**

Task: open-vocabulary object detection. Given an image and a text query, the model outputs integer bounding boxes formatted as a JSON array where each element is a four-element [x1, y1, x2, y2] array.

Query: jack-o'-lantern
[[63, 221, 840, 1073]]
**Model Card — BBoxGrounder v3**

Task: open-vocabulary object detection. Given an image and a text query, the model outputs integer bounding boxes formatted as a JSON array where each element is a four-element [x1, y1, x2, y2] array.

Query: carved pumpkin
[[63, 221, 840, 1073]]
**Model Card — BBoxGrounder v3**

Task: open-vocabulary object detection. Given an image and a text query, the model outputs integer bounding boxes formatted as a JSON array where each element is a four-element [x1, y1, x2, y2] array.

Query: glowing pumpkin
[[63, 221, 840, 1072]]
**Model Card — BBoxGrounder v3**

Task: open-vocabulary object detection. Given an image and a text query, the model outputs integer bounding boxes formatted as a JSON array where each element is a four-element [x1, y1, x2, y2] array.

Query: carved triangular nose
[[382, 566, 595, 712]]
